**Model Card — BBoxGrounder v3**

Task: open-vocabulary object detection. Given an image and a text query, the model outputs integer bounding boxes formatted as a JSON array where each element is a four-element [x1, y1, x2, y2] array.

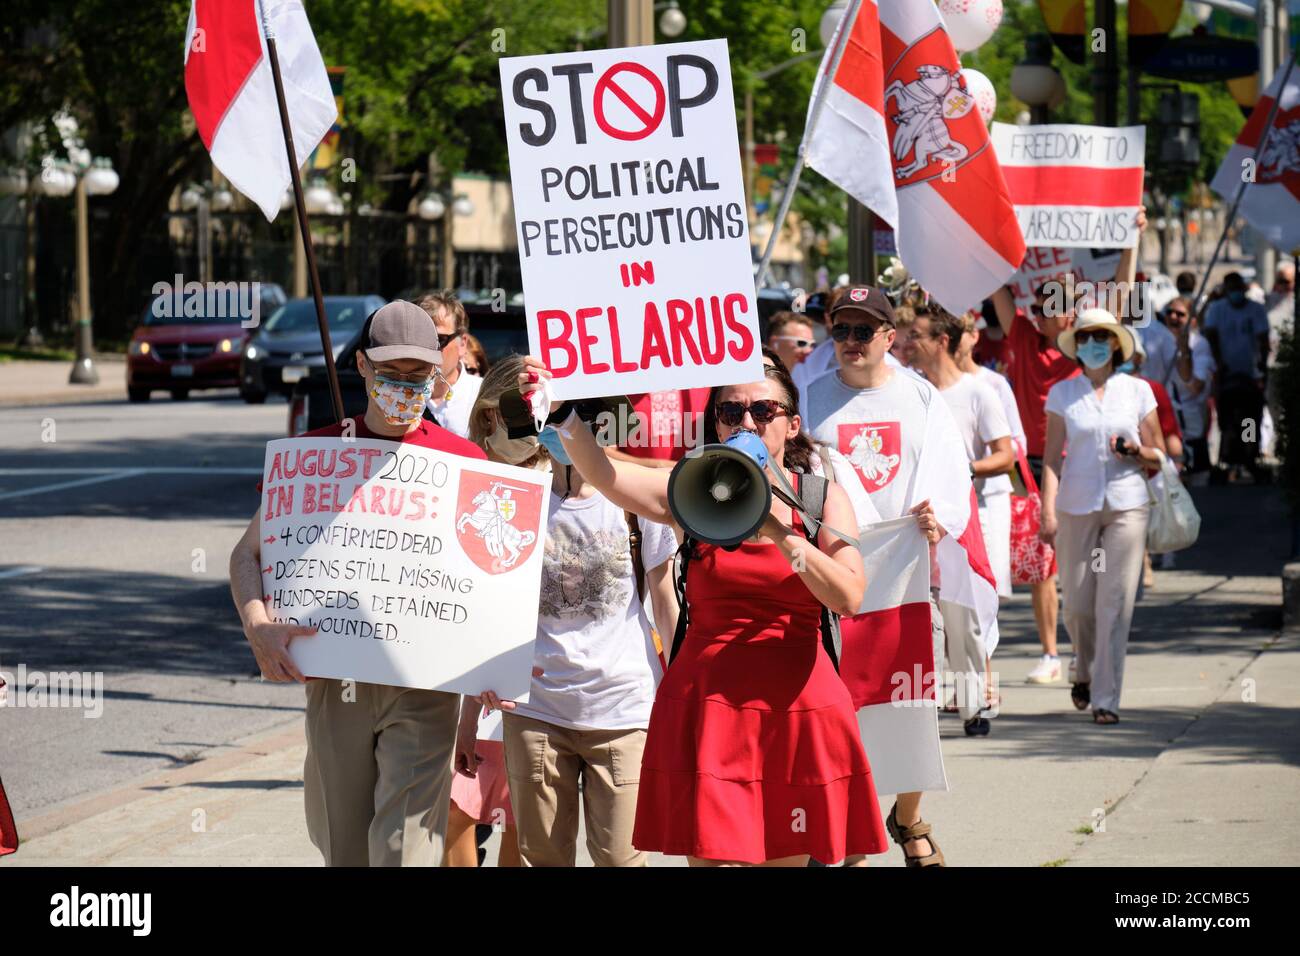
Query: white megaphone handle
[[767, 463, 860, 548]]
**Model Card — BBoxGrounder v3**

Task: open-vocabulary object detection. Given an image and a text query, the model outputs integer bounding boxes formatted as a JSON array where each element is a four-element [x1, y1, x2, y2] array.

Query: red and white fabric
[[184, 0, 336, 221], [805, 0, 1025, 314], [840, 516, 947, 795], [1210, 61, 1300, 255]]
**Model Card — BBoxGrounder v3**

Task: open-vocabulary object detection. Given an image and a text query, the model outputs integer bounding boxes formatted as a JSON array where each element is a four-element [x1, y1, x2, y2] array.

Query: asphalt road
[[0, 392, 306, 816]]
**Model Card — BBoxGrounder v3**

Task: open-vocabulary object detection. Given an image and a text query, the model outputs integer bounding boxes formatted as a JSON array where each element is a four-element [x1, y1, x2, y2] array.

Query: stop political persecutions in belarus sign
[[991, 123, 1146, 250], [500, 40, 762, 400], [258, 438, 548, 699]]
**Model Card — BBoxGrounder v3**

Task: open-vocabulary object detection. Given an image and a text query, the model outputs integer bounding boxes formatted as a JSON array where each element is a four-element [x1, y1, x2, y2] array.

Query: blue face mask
[[1076, 339, 1114, 370], [537, 426, 571, 465]]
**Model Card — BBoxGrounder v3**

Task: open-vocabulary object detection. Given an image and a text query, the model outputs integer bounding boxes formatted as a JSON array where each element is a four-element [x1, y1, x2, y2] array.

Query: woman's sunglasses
[[771, 335, 815, 349], [829, 323, 879, 344], [715, 399, 790, 427], [1074, 329, 1115, 344]]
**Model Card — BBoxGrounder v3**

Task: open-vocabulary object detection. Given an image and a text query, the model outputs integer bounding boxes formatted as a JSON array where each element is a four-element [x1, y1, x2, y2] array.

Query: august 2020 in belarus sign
[[500, 40, 763, 400]]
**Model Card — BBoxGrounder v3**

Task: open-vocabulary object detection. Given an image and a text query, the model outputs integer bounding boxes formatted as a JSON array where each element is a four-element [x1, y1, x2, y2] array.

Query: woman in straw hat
[[1038, 308, 1164, 725]]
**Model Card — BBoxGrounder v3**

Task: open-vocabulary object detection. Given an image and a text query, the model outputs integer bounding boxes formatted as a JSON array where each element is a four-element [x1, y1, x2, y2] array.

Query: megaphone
[[668, 431, 774, 548]]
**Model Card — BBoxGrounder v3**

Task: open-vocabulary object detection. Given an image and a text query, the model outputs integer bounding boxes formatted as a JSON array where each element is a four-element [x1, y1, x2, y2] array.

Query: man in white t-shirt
[[503, 428, 679, 867], [803, 284, 956, 868], [912, 308, 1013, 732], [417, 292, 484, 439]]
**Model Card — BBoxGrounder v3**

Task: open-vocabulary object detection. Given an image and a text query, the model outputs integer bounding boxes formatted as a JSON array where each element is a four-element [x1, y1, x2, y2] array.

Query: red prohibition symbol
[[592, 61, 666, 141]]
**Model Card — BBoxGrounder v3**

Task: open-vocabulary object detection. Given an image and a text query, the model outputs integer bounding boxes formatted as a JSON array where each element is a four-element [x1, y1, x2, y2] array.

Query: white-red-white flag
[[831, 375, 998, 795], [805, 0, 1025, 313], [806, 0, 898, 228], [842, 516, 947, 796], [184, 0, 336, 221], [1211, 60, 1300, 254]]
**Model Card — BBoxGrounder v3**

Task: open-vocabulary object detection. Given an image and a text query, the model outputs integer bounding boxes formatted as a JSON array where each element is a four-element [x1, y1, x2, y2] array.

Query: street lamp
[[658, 1, 687, 37], [1011, 34, 1062, 125], [820, 1, 848, 47], [66, 153, 119, 384], [417, 194, 446, 221]]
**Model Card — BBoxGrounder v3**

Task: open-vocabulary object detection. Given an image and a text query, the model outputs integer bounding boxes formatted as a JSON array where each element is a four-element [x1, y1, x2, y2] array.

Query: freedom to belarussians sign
[[991, 123, 1146, 250], [258, 438, 549, 699], [499, 40, 762, 400]]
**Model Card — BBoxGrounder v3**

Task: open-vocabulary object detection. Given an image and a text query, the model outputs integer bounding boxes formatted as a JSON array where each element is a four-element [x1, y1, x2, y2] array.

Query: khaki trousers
[[1056, 504, 1150, 714], [937, 598, 986, 720], [303, 678, 459, 867], [502, 711, 647, 867]]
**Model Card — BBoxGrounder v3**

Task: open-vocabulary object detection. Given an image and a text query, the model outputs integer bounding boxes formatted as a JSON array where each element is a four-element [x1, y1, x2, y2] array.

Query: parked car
[[126, 282, 286, 401], [240, 294, 385, 402], [288, 299, 529, 435]]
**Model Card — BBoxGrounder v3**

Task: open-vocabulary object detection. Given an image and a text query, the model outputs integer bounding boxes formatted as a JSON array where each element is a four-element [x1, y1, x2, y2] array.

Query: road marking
[[0, 565, 43, 579], [0, 469, 147, 501]]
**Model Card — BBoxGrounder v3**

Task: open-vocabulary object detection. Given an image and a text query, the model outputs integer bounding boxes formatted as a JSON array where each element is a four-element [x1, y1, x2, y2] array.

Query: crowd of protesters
[[224, 232, 1288, 867]]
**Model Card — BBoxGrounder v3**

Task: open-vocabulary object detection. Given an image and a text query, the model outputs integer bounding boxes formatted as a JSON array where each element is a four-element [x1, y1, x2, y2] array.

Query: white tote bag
[[1145, 450, 1200, 554]]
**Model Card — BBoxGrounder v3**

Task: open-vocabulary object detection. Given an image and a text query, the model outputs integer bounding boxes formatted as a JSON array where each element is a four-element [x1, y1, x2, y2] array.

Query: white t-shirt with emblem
[[804, 368, 932, 520], [425, 364, 483, 439], [511, 489, 676, 731]]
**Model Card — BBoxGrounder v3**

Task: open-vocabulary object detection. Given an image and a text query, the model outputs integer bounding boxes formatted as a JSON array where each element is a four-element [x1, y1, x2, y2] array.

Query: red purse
[[1010, 442, 1056, 585]]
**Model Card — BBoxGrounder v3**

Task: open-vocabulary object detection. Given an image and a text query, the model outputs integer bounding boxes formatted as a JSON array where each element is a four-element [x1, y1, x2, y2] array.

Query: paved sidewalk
[[0, 359, 128, 407], [4, 484, 1297, 867]]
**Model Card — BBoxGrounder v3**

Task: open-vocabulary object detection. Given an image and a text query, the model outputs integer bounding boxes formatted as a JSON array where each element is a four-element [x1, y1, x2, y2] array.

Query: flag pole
[[754, 0, 862, 291], [263, 19, 346, 424], [1193, 46, 1298, 316]]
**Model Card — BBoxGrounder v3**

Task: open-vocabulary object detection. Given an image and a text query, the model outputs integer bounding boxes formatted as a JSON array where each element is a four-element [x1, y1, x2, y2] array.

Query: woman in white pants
[[1039, 309, 1163, 725]]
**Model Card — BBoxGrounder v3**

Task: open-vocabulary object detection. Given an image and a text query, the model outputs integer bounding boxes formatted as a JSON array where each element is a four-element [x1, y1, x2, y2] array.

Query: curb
[[13, 720, 303, 843]]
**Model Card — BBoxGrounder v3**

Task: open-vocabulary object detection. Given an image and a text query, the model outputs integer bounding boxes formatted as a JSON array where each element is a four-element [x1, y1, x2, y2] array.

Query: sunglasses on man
[[715, 399, 791, 427], [829, 322, 882, 344], [437, 328, 465, 349]]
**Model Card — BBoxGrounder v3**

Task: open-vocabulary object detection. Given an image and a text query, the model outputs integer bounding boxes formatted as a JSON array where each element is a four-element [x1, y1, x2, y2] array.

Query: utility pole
[[608, 0, 653, 48], [1092, 0, 1119, 127], [1256, 0, 1279, 287]]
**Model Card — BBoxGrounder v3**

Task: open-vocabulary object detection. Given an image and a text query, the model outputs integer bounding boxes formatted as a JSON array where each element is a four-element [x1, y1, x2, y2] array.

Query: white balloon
[[937, 0, 1003, 54], [961, 68, 997, 125]]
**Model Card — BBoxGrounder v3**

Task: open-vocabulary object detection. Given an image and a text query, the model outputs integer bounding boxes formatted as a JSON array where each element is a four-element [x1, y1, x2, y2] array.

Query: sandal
[[964, 716, 990, 737], [1093, 709, 1119, 725], [885, 802, 946, 868], [1071, 682, 1090, 711]]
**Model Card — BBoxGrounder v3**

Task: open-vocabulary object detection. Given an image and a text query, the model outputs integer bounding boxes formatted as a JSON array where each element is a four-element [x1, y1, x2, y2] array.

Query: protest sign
[[991, 123, 1146, 249], [258, 438, 549, 699], [1006, 245, 1123, 309], [499, 40, 762, 400]]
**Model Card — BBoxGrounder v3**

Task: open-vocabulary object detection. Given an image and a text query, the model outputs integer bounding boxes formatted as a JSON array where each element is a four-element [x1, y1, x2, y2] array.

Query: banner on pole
[[991, 122, 1146, 249], [258, 438, 548, 698], [499, 40, 762, 400]]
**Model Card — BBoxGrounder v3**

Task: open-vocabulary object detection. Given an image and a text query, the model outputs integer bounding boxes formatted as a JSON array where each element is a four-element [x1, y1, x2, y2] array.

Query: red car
[[126, 283, 286, 401]]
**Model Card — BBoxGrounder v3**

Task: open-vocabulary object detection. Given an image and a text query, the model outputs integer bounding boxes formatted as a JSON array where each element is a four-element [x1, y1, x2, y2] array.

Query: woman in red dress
[[519, 356, 897, 866]]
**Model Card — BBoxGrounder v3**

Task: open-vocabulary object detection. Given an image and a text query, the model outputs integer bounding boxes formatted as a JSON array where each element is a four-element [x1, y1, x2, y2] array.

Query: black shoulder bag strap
[[669, 536, 694, 664], [794, 471, 842, 671]]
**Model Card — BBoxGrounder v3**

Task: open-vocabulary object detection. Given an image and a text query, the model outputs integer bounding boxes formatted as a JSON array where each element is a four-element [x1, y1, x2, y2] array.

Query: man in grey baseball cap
[[360, 300, 444, 365], [228, 298, 487, 866]]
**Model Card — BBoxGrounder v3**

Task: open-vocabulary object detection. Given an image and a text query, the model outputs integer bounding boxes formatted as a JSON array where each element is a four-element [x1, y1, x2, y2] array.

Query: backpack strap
[[625, 511, 646, 605]]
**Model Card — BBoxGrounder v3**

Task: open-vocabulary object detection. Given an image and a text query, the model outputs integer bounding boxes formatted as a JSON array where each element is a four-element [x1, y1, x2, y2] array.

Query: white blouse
[[1044, 373, 1157, 515]]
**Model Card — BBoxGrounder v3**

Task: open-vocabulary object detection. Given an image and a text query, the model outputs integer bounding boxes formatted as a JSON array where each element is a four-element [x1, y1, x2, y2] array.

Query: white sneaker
[[1026, 655, 1062, 684]]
